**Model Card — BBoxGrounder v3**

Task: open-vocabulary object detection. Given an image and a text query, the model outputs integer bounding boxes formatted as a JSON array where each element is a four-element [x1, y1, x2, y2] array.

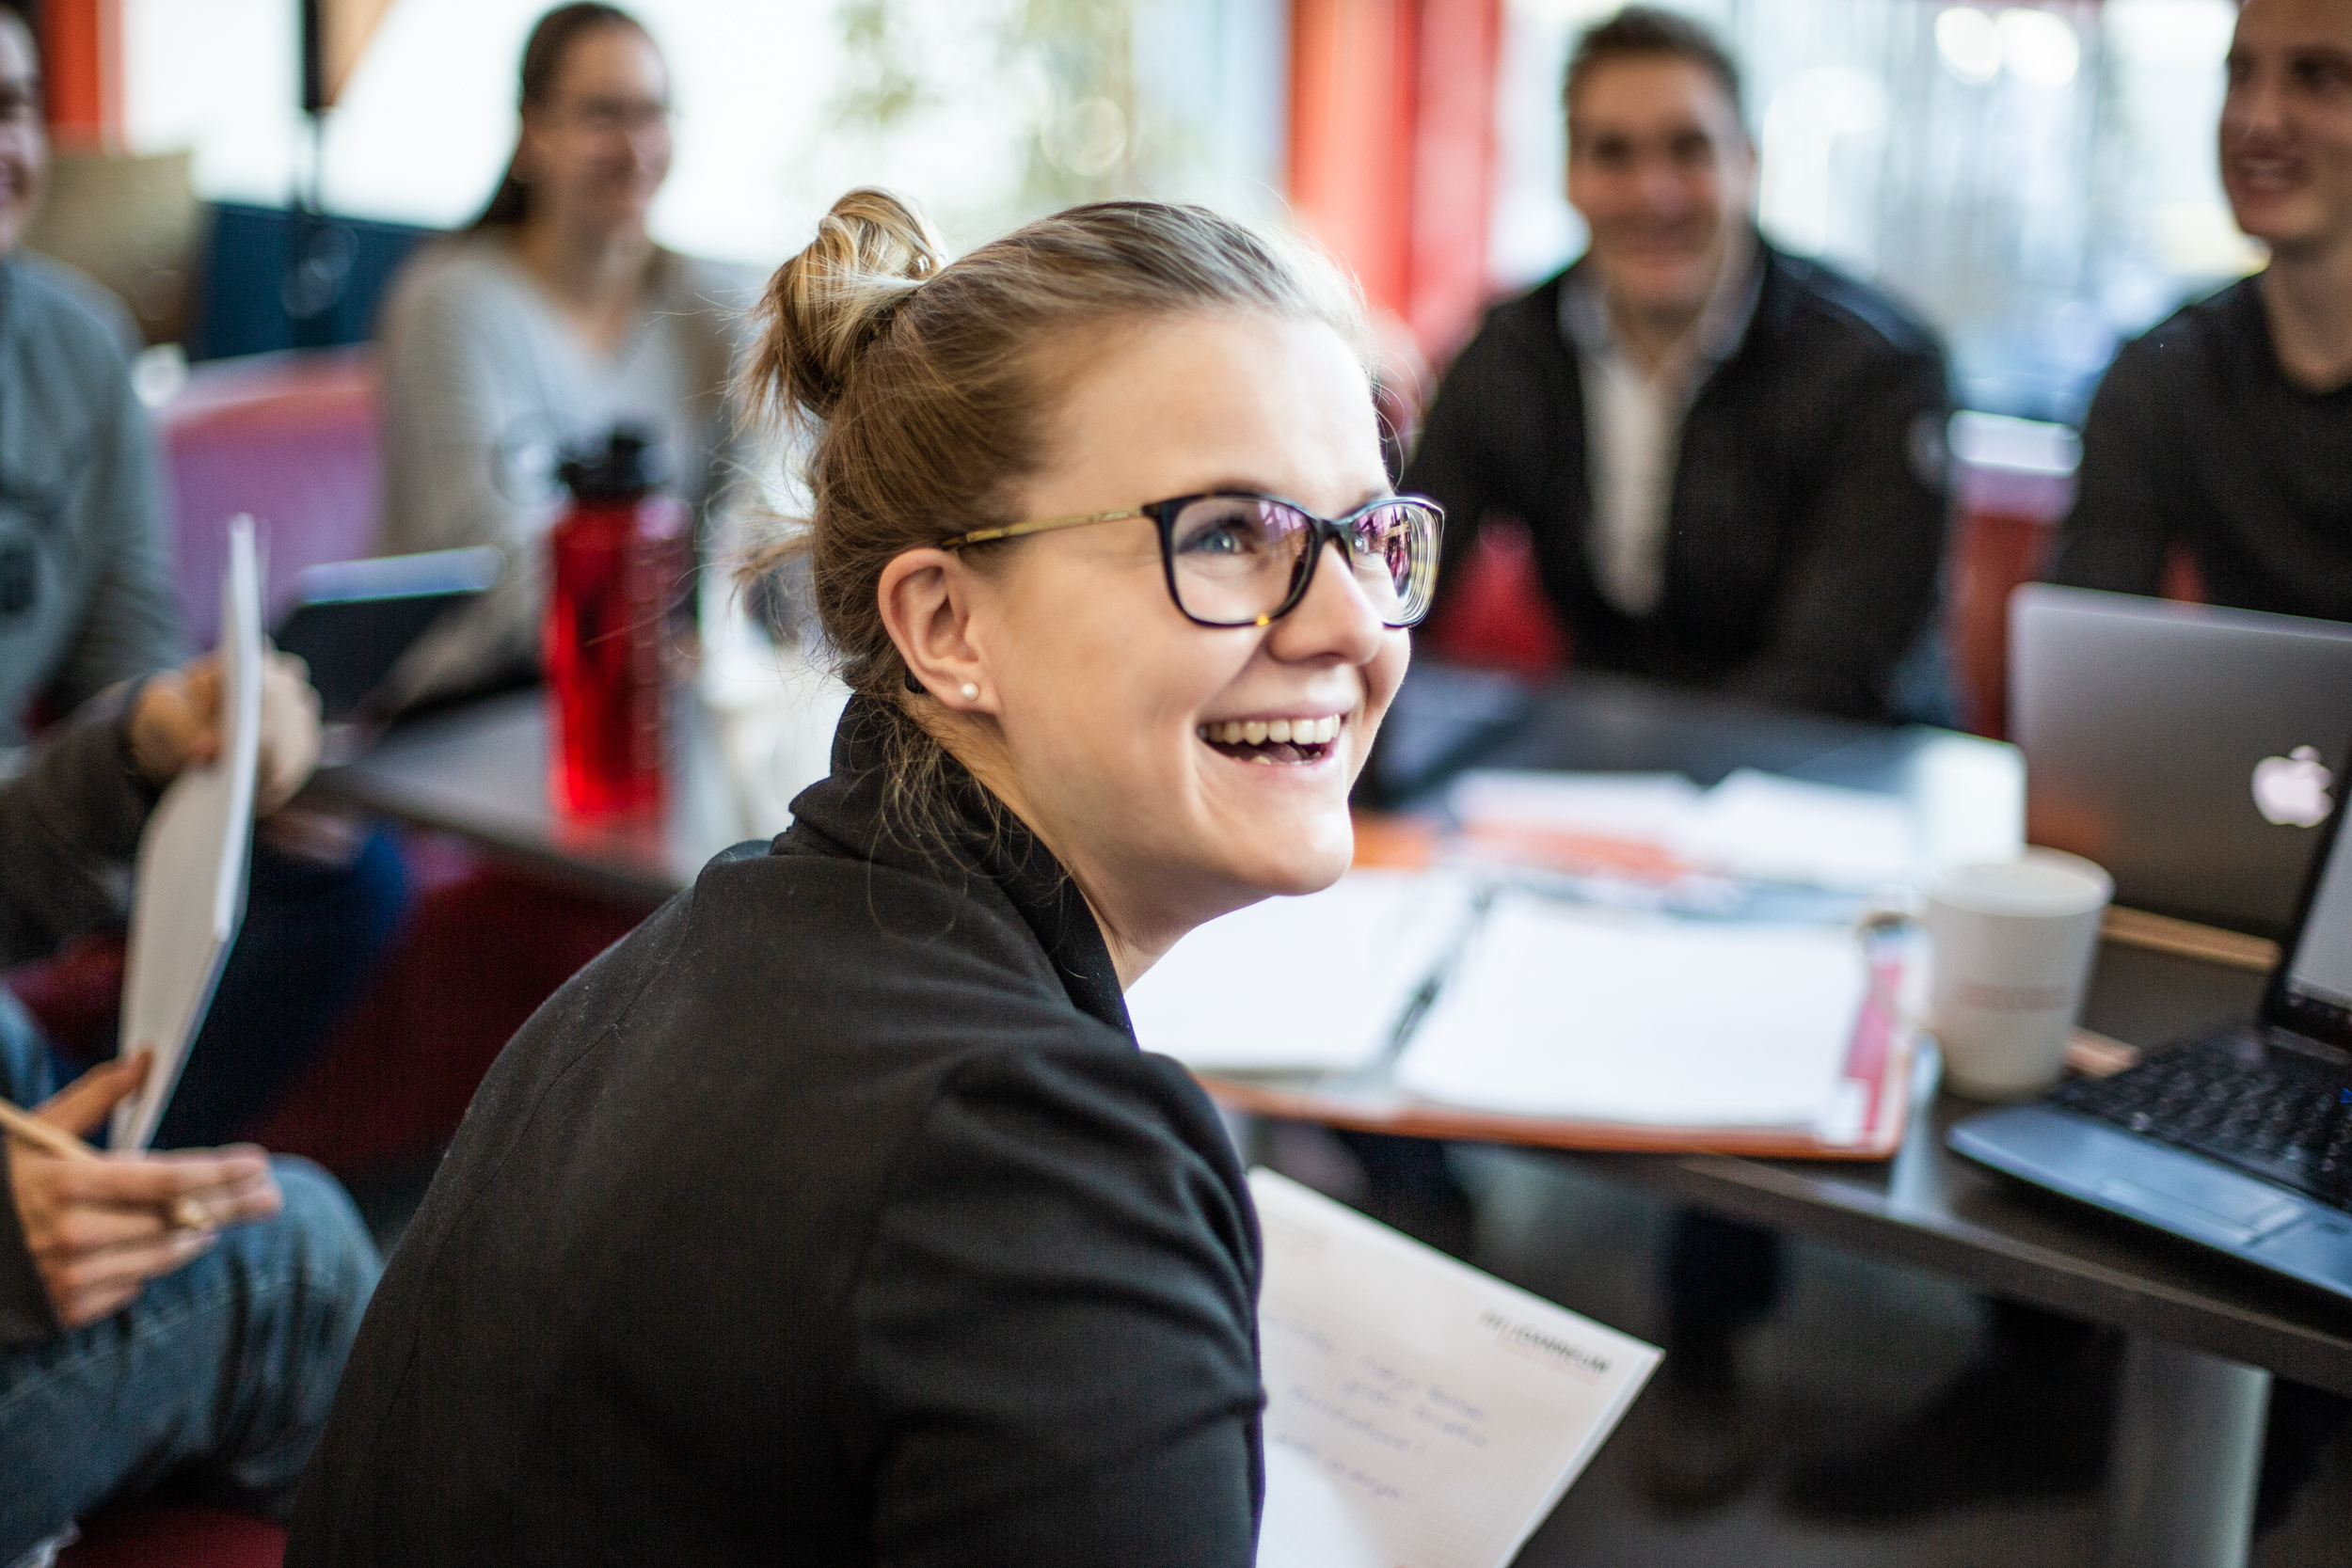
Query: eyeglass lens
[[1167, 496, 1438, 627]]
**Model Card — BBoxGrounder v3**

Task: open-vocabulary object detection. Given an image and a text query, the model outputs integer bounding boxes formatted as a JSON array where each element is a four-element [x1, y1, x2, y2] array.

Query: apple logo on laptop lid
[[2254, 746, 2335, 828]]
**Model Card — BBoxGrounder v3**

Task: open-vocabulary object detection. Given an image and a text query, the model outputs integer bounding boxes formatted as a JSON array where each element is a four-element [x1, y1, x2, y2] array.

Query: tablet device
[[271, 546, 501, 725]]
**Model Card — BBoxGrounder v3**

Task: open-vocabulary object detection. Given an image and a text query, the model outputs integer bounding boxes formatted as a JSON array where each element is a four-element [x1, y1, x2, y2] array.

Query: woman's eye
[[1177, 513, 1263, 555]]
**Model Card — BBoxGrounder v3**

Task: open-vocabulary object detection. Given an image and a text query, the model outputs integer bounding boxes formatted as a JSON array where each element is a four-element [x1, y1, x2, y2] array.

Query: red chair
[[1947, 416, 2206, 739], [56, 1505, 283, 1568], [254, 856, 645, 1171], [1420, 515, 1569, 677]]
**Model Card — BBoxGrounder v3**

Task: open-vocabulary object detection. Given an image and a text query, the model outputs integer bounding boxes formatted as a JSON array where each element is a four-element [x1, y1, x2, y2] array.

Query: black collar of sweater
[[779, 695, 1134, 1041]]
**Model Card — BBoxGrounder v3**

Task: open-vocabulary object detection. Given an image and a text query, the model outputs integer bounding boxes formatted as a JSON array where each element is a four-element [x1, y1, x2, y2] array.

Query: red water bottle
[[544, 428, 687, 817]]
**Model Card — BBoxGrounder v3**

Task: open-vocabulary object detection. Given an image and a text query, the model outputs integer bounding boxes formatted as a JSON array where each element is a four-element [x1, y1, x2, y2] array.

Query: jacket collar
[[1557, 228, 1767, 387], [780, 696, 1134, 1041]]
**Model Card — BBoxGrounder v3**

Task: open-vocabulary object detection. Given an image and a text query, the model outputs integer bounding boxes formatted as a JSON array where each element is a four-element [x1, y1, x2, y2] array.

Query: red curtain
[[36, 0, 121, 147], [1287, 0, 1503, 365]]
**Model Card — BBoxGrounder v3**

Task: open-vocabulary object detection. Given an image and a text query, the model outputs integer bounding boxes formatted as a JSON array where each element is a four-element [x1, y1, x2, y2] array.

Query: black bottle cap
[[557, 426, 671, 503]]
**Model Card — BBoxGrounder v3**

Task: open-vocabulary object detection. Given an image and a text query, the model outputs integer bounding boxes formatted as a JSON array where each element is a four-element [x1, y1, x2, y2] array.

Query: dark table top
[[317, 664, 2352, 1393], [310, 689, 746, 908]]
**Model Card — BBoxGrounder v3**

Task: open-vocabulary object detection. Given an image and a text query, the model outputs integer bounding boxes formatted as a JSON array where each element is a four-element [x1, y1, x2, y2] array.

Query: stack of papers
[[1447, 767, 1915, 892], [1252, 1169, 1660, 1568], [1127, 871, 1477, 1074], [1391, 892, 1872, 1132]]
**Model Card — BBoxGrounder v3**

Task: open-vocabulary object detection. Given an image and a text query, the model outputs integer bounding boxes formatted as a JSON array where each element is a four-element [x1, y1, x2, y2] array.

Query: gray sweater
[[373, 236, 755, 706], [0, 249, 185, 1347], [0, 252, 185, 744]]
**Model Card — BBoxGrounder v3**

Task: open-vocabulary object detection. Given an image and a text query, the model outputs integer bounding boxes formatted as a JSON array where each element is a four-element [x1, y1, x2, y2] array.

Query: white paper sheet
[[1126, 871, 1477, 1074], [1446, 769, 1701, 839], [1391, 893, 1869, 1128], [1671, 768, 1915, 891], [113, 519, 262, 1150], [1446, 768, 1915, 893], [1251, 1170, 1660, 1568]]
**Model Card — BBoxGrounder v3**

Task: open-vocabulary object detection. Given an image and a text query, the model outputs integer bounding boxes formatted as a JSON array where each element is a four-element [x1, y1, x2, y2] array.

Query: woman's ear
[[878, 548, 993, 711]]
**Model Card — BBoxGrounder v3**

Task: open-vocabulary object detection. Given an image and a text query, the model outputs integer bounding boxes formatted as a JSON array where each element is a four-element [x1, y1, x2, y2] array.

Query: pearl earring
[[960, 683, 980, 702]]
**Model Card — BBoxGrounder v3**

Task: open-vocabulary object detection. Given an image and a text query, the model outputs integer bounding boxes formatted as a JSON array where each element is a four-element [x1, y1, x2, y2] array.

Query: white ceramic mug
[[1925, 849, 2114, 1101]]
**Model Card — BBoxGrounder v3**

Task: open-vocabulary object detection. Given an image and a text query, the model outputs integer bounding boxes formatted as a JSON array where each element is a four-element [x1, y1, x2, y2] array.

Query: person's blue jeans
[[0, 991, 382, 1560]]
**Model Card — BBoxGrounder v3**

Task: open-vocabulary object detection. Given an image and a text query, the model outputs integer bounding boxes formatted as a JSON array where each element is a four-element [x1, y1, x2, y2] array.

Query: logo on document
[[2252, 747, 2334, 828]]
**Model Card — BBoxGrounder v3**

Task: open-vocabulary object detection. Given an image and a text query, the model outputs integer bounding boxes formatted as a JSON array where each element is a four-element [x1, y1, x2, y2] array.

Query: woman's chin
[[1217, 820, 1356, 902]]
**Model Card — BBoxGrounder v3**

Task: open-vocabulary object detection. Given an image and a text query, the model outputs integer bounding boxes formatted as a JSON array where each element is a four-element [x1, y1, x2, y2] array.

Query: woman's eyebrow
[[1187, 483, 1400, 512]]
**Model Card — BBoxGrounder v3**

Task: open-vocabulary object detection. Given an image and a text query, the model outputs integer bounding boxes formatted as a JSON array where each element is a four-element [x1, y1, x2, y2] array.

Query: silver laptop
[[2010, 584, 2352, 938], [1950, 782, 2352, 1303]]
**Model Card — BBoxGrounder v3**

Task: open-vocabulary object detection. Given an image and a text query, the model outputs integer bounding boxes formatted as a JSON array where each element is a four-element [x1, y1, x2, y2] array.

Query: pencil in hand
[[0, 1094, 215, 1232]]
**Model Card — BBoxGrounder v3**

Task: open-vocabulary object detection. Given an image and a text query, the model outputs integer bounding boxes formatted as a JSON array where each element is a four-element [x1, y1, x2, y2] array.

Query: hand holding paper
[[4, 1056, 280, 1328], [129, 647, 323, 814]]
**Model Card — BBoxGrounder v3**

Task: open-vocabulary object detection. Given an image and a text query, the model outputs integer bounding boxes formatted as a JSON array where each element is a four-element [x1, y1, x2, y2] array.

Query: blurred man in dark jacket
[[1400, 6, 1955, 1513], [1405, 7, 1952, 722]]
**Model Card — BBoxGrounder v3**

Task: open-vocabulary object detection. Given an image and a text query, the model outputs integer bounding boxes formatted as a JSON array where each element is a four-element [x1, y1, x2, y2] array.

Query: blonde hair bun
[[748, 187, 946, 424]]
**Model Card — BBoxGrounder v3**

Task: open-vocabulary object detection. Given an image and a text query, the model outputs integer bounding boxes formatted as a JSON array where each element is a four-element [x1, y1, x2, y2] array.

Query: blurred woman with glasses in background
[[373, 2, 751, 709]]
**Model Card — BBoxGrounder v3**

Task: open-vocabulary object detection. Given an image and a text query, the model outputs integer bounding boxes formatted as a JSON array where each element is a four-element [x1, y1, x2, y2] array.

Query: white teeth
[[1196, 715, 1343, 748]]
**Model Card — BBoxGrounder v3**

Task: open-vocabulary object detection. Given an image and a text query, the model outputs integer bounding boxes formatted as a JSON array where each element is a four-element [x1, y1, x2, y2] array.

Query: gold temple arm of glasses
[[937, 507, 1149, 551]]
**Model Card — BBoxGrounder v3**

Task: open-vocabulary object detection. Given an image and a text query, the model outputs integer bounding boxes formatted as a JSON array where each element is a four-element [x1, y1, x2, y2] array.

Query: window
[[119, 0, 1286, 263]]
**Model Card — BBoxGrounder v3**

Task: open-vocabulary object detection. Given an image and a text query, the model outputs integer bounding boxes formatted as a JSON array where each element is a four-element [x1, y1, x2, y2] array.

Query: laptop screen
[[2275, 788, 2352, 1046]]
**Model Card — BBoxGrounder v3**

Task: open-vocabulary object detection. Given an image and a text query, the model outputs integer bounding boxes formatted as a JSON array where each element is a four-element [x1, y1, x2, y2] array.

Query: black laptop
[[269, 546, 500, 750], [1950, 758, 2352, 1301]]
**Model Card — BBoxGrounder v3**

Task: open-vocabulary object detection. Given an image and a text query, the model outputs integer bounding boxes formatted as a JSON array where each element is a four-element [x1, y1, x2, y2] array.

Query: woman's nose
[[1267, 539, 1389, 664]]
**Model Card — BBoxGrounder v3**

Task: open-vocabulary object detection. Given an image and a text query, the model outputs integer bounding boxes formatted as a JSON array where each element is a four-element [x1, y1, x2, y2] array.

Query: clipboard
[[111, 518, 263, 1150]]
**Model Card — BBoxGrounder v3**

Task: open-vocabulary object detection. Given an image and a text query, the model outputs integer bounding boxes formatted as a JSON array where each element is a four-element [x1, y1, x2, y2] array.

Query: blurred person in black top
[[2048, 0, 2352, 624], [2011, 0, 2352, 1541], [1404, 7, 1952, 723]]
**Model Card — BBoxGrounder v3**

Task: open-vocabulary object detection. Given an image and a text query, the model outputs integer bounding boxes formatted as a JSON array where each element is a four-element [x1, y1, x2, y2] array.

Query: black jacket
[[287, 700, 1264, 1566], [2048, 277, 2352, 622], [1404, 243, 1952, 721]]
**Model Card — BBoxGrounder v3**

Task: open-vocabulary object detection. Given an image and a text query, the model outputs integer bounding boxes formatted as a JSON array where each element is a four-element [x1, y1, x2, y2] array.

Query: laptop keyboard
[[2048, 1031, 2352, 1212]]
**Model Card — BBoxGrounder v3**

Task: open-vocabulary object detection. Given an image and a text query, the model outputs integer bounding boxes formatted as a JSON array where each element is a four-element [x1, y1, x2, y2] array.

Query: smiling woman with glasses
[[289, 190, 1430, 1566]]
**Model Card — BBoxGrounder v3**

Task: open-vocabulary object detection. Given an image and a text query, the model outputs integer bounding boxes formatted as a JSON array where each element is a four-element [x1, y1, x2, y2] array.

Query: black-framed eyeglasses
[[937, 492, 1444, 629]]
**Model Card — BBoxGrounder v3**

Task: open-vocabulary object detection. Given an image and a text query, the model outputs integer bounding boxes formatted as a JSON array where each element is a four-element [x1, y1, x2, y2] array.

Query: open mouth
[[1197, 714, 1343, 767]]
